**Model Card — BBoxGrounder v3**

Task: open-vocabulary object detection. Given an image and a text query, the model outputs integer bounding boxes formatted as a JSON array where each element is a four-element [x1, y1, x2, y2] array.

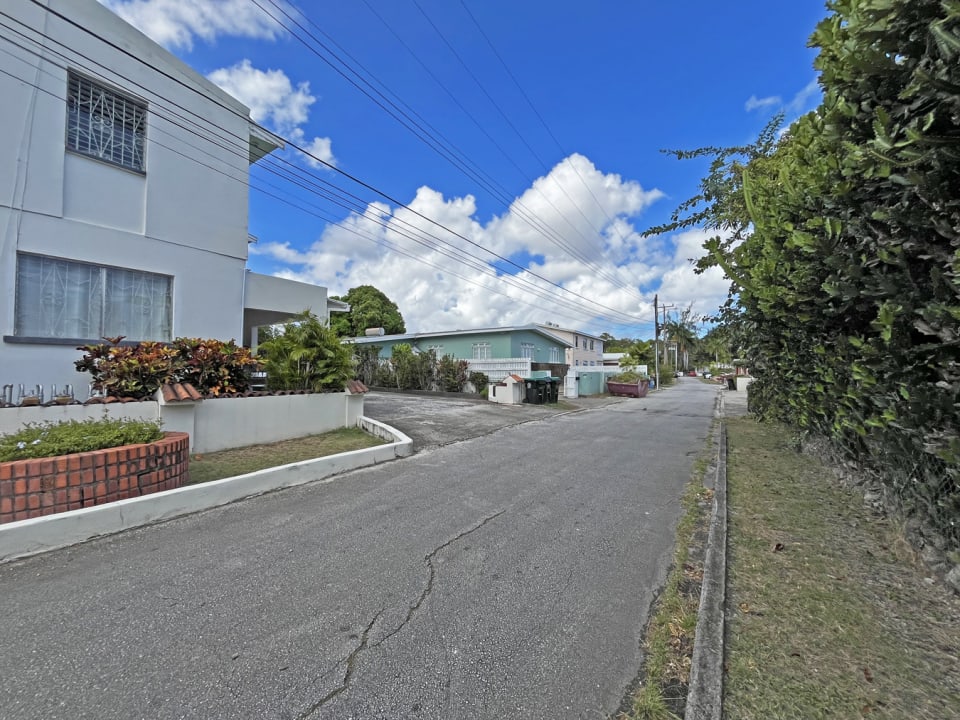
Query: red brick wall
[[0, 432, 189, 524]]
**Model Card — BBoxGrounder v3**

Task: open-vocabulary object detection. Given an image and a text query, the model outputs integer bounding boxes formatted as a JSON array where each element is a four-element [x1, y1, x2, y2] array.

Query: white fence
[[0, 392, 364, 454], [467, 358, 531, 383]]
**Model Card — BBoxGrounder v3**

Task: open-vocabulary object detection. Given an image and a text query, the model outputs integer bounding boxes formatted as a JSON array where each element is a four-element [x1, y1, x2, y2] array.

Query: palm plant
[[662, 306, 700, 370], [258, 311, 353, 392]]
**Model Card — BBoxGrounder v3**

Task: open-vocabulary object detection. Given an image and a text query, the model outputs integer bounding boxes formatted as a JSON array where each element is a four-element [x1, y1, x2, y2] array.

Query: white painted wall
[[0, 393, 363, 454], [191, 394, 355, 453], [0, 0, 252, 394]]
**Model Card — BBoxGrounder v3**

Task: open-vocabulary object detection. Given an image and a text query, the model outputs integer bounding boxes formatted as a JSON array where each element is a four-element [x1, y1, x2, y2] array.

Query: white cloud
[[100, 0, 286, 50], [207, 60, 311, 130], [786, 78, 820, 114], [301, 135, 335, 168], [207, 60, 336, 166], [254, 155, 731, 337], [745, 94, 782, 112], [746, 78, 821, 117]]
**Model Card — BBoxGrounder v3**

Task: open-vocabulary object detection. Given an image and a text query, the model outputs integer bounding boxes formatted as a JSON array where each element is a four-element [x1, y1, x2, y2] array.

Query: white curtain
[[16, 254, 170, 341], [104, 266, 171, 341], [16, 254, 102, 338]]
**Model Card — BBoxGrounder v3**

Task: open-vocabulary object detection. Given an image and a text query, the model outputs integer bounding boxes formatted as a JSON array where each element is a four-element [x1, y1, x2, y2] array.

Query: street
[[0, 380, 717, 719]]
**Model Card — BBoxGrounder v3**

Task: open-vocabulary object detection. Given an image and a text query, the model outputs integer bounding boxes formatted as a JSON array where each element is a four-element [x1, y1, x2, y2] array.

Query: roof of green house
[[345, 324, 573, 346]]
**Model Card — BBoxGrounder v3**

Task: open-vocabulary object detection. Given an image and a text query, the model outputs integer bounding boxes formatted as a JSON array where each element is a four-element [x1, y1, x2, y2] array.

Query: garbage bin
[[524, 379, 542, 404], [535, 378, 547, 404], [547, 378, 559, 403], [726, 376, 736, 391]]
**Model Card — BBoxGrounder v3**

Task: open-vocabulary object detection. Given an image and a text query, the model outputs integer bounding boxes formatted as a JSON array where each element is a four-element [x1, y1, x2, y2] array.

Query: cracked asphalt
[[0, 379, 717, 719]]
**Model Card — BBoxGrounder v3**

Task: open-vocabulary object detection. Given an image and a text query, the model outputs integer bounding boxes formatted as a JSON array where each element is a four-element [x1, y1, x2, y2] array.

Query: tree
[[661, 305, 700, 370], [599, 332, 641, 353], [257, 310, 354, 392], [651, 0, 960, 548], [619, 339, 654, 369], [330, 285, 406, 337]]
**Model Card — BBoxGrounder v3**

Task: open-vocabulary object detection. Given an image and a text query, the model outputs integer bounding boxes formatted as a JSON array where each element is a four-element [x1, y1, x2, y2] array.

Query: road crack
[[373, 509, 506, 649], [296, 609, 383, 719]]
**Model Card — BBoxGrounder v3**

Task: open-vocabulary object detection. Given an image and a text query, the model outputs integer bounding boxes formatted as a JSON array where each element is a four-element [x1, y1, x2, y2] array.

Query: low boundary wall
[[0, 392, 365, 454], [0, 416, 412, 563]]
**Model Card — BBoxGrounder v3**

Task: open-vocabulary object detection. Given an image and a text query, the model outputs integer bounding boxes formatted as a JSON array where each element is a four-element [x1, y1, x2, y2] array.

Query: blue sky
[[101, 0, 827, 338]]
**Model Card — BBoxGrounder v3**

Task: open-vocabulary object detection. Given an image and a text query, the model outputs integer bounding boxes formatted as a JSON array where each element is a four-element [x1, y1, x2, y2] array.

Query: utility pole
[[653, 294, 660, 391], [660, 303, 676, 367]]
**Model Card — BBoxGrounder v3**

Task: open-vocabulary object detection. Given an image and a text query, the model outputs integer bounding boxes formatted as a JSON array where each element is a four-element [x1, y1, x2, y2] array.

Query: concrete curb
[[0, 416, 413, 563], [685, 395, 728, 720]]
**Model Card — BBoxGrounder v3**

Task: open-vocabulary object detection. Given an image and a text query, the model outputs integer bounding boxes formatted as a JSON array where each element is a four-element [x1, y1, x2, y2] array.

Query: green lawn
[[724, 417, 960, 719], [188, 427, 386, 484]]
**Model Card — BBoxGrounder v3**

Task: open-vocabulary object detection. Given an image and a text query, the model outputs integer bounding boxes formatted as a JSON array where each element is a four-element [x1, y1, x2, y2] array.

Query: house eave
[[249, 123, 284, 164]]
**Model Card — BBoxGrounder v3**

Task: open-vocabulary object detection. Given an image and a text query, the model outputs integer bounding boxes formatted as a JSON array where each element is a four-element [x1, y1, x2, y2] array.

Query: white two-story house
[[536, 323, 604, 368], [0, 0, 341, 399]]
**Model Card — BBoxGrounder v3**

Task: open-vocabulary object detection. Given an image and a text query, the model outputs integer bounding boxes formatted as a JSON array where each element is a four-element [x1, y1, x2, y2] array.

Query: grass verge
[[618, 430, 717, 719], [724, 417, 960, 719], [188, 427, 386, 484]]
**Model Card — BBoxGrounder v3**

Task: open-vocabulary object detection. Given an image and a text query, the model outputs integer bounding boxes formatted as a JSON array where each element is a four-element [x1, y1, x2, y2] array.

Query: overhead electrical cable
[[391, 0, 651, 303], [254, 0, 649, 304], [456, 0, 649, 287], [249, 0, 612, 287], [12, 0, 652, 329]]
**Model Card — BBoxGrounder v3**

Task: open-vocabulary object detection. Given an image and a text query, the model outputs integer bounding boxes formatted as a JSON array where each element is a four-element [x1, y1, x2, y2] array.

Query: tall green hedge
[[663, 0, 960, 546]]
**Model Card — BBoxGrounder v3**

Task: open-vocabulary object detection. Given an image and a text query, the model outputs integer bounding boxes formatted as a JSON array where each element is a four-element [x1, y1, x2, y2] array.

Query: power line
[[250, 0, 639, 296], [10, 1, 654, 331], [364, 0, 650, 303], [455, 0, 652, 294], [0, 19, 652, 332]]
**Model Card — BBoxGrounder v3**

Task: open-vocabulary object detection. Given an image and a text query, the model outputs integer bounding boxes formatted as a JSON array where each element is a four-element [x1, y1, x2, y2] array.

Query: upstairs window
[[67, 72, 146, 172], [549, 347, 561, 363], [472, 342, 491, 360], [520, 342, 535, 359]]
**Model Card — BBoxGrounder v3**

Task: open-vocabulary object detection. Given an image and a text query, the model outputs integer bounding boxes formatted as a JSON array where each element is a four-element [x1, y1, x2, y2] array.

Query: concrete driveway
[[362, 391, 623, 450]]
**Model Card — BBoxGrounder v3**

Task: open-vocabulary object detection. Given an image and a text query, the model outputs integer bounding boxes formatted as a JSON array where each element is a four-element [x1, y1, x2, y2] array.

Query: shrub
[[658, 365, 676, 387], [438, 355, 469, 392], [352, 344, 382, 385], [76, 336, 262, 399], [468, 371, 489, 393], [389, 344, 436, 390], [609, 370, 648, 383], [257, 311, 353, 392], [171, 338, 260, 395], [0, 417, 164, 462], [75, 338, 180, 399]]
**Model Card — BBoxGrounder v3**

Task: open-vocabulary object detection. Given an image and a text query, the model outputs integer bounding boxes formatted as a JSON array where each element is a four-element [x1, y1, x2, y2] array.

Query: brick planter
[[0, 432, 189, 524]]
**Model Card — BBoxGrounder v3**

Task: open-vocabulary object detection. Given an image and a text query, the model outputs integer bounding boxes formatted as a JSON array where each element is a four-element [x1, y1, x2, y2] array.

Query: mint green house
[[347, 325, 572, 366]]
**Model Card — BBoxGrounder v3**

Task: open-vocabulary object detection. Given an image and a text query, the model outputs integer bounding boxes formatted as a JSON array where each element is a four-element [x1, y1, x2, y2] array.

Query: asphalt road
[[0, 379, 718, 720]]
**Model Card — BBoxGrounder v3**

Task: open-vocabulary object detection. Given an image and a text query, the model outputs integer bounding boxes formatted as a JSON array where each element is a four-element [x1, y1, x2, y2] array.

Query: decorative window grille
[[66, 73, 146, 172], [549, 347, 561, 363], [15, 254, 171, 341], [472, 342, 491, 360], [520, 342, 535, 359]]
